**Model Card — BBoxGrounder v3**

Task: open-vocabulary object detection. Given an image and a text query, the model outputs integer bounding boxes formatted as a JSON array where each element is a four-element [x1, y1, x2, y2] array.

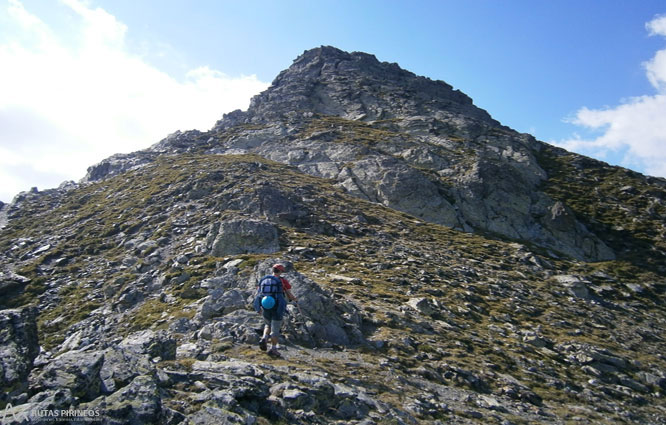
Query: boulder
[[204, 309, 264, 344], [197, 289, 247, 320], [81, 375, 163, 424], [119, 329, 176, 360], [208, 219, 279, 256], [100, 346, 155, 394], [185, 407, 246, 424], [31, 350, 105, 402], [553, 275, 591, 299], [407, 297, 438, 316], [0, 271, 31, 293]]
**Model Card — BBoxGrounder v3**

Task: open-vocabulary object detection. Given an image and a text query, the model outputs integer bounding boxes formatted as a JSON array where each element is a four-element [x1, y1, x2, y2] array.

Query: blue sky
[[1, 0, 666, 203]]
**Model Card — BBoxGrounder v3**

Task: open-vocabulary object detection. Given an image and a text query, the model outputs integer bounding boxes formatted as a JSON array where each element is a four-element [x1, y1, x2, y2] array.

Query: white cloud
[[646, 14, 666, 37], [0, 0, 269, 203], [554, 14, 666, 179], [645, 15, 666, 92]]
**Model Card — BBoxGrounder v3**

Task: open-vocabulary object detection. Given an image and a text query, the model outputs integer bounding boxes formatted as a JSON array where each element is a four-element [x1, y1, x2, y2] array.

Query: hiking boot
[[267, 348, 281, 357], [259, 338, 267, 351]]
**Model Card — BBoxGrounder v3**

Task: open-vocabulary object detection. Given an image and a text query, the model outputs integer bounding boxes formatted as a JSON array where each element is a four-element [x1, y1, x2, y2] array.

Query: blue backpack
[[258, 275, 283, 310]]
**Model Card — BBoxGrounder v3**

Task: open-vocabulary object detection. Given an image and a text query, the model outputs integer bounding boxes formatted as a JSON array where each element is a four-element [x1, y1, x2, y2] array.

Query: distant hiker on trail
[[254, 263, 298, 357]]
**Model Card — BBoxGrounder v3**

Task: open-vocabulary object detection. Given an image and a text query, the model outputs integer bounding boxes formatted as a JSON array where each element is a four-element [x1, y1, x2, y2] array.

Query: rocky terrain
[[1, 46, 665, 424]]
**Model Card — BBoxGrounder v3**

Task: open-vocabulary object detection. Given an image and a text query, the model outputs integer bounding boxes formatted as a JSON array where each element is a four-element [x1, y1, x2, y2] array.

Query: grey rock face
[[338, 157, 460, 227], [0, 307, 39, 404], [207, 219, 279, 256]]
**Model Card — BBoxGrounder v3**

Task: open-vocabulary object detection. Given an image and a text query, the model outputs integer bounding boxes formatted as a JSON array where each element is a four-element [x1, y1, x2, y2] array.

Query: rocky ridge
[[0, 46, 665, 424]]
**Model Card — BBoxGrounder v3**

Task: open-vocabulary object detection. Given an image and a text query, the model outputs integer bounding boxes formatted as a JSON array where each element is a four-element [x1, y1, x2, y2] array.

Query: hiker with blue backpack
[[254, 263, 298, 357]]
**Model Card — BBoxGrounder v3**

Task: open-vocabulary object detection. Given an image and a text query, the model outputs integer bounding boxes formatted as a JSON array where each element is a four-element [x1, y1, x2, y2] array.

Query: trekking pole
[[292, 301, 310, 334], [293, 300, 304, 316]]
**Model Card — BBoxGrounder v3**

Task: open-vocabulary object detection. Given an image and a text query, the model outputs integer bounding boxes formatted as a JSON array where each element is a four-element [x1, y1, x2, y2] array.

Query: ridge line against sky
[[1, 0, 665, 203]]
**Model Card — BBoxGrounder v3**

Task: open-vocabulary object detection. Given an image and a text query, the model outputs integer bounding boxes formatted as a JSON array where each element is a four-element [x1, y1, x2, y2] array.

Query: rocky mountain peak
[[77, 47, 664, 265], [215, 45, 498, 130]]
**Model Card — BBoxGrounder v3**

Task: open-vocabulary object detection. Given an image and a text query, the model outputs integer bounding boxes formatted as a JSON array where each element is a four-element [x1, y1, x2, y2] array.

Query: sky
[[1, 0, 666, 203]]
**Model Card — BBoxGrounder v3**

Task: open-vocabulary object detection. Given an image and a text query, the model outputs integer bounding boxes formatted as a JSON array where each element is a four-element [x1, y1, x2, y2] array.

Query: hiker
[[254, 263, 298, 357]]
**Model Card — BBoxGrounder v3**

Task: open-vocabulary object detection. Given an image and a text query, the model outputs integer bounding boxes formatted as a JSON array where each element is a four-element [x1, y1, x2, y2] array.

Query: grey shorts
[[263, 318, 282, 338]]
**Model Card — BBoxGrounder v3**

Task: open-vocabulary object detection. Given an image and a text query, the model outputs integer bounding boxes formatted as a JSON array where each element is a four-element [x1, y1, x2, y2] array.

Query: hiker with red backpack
[[254, 263, 297, 357]]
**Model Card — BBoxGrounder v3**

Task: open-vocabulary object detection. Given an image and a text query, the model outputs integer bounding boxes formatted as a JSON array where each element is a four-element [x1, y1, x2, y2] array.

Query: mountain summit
[[1, 46, 665, 424], [216, 45, 498, 127]]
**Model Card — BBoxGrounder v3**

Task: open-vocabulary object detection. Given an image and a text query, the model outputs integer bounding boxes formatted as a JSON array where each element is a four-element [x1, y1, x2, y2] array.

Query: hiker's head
[[272, 264, 286, 274]]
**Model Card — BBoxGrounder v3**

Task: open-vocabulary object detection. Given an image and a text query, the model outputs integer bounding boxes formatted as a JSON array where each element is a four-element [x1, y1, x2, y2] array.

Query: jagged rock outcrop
[[82, 151, 159, 183], [0, 201, 6, 230], [0, 307, 39, 406], [250, 259, 366, 348], [222, 45, 498, 126]]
